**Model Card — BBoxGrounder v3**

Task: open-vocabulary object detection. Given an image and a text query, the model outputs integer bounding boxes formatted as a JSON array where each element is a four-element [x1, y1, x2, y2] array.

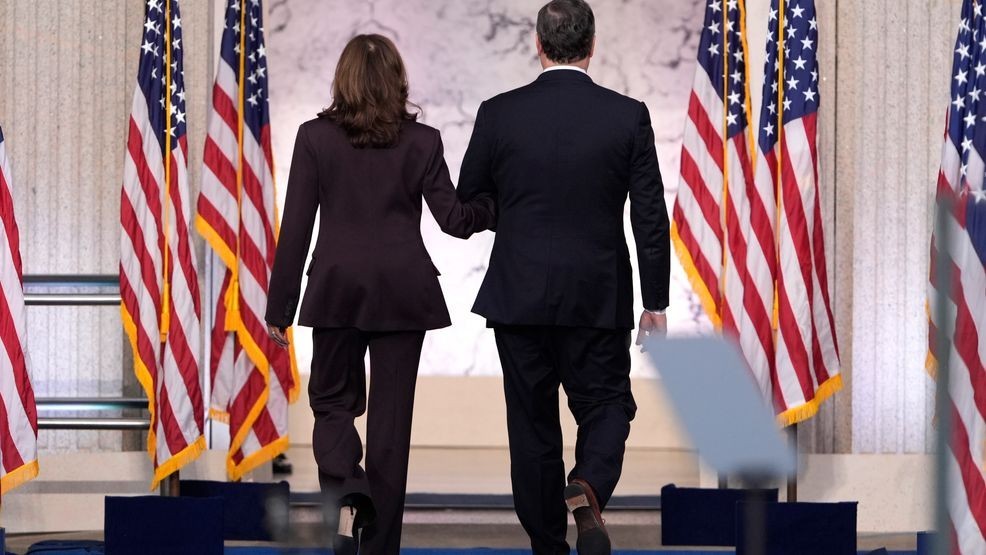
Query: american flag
[[754, 0, 840, 424], [196, 0, 298, 480], [672, 0, 840, 424], [929, 0, 986, 551], [0, 124, 38, 494], [120, 0, 205, 489]]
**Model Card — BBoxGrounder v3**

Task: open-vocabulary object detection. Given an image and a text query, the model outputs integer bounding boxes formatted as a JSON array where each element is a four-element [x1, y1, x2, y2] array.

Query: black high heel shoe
[[333, 505, 360, 555]]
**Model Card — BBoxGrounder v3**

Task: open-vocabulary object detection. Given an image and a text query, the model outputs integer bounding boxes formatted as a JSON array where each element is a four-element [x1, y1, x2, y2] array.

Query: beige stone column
[[0, 0, 214, 453], [745, 0, 959, 455], [820, 0, 959, 454]]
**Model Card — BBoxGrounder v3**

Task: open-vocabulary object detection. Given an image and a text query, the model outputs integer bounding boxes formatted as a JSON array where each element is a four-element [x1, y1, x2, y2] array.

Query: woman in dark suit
[[264, 34, 495, 555]]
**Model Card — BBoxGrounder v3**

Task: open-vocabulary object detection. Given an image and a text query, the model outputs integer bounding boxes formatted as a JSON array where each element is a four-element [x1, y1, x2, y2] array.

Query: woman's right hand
[[267, 324, 290, 348]]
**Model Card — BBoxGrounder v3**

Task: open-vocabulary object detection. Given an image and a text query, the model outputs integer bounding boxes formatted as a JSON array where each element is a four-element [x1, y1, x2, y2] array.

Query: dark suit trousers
[[309, 327, 425, 555], [494, 326, 637, 554]]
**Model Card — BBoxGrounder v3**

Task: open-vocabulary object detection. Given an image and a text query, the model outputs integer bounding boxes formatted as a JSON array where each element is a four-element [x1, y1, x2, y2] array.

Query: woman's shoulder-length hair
[[319, 34, 420, 148]]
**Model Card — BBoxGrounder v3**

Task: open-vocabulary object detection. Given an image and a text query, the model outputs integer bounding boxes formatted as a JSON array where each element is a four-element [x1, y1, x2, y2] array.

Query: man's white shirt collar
[[541, 65, 588, 74]]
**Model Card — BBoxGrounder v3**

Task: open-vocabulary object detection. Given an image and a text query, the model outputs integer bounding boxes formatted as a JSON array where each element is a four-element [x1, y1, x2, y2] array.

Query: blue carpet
[[224, 549, 918, 555], [18, 544, 919, 555], [22, 542, 921, 554]]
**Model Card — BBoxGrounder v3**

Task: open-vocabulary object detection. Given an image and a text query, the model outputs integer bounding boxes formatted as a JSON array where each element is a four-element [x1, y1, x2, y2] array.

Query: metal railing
[[24, 274, 121, 306], [36, 397, 149, 430], [36, 397, 147, 412], [38, 417, 150, 430], [27, 275, 146, 431]]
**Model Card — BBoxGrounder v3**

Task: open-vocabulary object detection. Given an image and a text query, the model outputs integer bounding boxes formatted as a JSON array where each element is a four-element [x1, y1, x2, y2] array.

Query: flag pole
[[226, 0, 249, 335], [160, 472, 180, 497], [932, 195, 955, 555], [159, 0, 178, 498], [720, 0, 731, 326], [786, 424, 798, 501], [717, 0, 731, 490], [773, 0, 799, 504], [160, 0, 173, 345]]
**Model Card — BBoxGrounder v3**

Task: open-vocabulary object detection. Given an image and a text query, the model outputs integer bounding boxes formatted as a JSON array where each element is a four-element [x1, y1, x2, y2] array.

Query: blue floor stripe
[[289, 492, 662, 511], [224, 549, 918, 555]]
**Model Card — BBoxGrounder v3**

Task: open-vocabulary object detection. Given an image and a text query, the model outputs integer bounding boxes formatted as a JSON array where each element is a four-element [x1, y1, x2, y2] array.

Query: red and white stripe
[[197, 0, 297, 480], [673, 72, 726, 324], [931, 109, 986, 554], [0, 127, 38, 494], [673, 2, 779, 414], [768, 112, 841, 424], [674, 0, 839, 425], [722, 115, 777, 405], [120, 48, 205, 490]]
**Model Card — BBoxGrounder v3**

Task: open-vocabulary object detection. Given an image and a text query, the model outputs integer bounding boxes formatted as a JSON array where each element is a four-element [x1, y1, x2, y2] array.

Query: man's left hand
[[635, 311, 668, 350], [267, 324, 290, 348]]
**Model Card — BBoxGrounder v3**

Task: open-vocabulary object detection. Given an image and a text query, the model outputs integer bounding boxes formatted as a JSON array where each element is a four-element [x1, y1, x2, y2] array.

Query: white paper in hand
[[643, 336, 796, 478]]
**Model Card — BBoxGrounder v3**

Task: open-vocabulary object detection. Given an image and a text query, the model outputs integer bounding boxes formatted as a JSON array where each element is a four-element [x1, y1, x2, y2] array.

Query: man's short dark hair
[[536, 0, 595, 64]]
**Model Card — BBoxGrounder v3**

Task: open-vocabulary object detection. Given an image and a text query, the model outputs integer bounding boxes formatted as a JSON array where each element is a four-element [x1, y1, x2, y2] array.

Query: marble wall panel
[[265, 0, 711, 378]]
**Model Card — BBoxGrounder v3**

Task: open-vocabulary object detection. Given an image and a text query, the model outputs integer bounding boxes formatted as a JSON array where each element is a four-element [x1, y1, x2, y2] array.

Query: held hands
[[267, 324, 290, 349], [635, 310, 668, 351]]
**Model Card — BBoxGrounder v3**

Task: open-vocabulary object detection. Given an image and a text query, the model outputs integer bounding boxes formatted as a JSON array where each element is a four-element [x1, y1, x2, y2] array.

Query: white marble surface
[[266, 0, 711, 377]]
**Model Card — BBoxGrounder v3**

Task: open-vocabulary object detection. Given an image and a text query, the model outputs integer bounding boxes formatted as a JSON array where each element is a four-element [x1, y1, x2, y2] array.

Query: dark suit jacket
[[265, 118, 496, 331], [457, 69, 670, 330]]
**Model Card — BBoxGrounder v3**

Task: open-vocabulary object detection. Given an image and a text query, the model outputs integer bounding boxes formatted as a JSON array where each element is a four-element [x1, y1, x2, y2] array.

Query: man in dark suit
[[456, 1, 670, 552]]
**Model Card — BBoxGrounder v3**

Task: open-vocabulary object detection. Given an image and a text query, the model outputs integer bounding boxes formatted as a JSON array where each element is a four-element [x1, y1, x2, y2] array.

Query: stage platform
[[5, 509, 919, 553], [4, 445, 926, 555], [3, 446, 928, 552]]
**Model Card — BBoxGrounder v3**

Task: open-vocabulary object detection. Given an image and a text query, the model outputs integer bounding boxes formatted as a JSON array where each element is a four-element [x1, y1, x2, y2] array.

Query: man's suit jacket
[[265, 118, 496, 331], [457, 68, 670, 330]]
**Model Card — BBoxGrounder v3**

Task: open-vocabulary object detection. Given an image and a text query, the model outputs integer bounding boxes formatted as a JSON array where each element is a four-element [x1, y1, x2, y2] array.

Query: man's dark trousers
[[494, 325, 637, 554]]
